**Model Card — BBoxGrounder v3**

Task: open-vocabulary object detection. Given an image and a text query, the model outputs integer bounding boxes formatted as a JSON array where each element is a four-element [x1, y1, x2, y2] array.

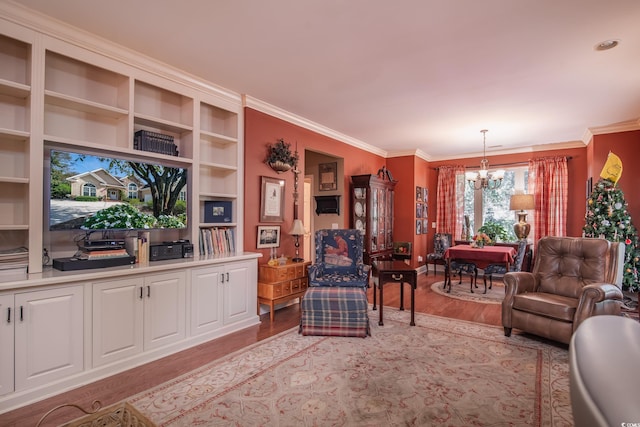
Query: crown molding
[[243, 95, 388, 158], [427, 140, 586, 162], [582, 118, 640, 144]]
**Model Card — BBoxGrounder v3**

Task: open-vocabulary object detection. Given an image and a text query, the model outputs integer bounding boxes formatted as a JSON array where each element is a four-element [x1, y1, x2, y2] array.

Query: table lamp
[[289, 219, 305, 262], [509, 194, 535, 240]]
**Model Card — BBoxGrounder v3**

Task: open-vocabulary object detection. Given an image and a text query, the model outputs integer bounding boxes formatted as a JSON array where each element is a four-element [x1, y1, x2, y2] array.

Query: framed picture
[[260, 176, 285, 222], [319, 162, 337, 191], [423, 219, 429, 233], [423, 188, 428, 203], [416, 186, 423, 202], [416, 220, 422, 235], [204, 200, 232, 223], [257, 225, 281, 248], [416, 203, 423, 218]]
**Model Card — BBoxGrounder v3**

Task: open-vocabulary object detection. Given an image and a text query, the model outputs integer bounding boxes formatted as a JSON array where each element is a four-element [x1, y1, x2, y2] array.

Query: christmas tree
[[583, 153, 640, 291]]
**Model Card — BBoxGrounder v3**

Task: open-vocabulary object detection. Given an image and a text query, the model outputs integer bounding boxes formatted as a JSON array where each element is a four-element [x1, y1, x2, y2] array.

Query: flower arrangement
[[471, 232, 491, 248], [265, 138, 298, 173]]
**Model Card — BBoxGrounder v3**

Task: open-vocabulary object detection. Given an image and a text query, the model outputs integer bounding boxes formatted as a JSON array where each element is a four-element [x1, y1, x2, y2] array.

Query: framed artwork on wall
[[260, 176, 285, 222], [257, 225, 281, 248], [319, 162, 337, 191], [416, 186, 423, 202]]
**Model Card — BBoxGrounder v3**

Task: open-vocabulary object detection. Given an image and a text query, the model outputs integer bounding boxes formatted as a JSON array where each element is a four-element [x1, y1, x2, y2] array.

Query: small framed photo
[[204, 200, 232, 223], [423, 188, 428, 203], [260, 176, 285, 222], [319, 162, 337, 191], [416, 203, 423, 218], [416, 220, 423, 235], [416, 186, 423, 202], [257, 225, 281, 248], [423, 219, 429, 233]]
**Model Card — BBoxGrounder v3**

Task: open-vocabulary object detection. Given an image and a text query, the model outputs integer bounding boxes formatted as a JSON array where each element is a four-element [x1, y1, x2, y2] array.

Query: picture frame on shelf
[[319, 162, 337, 191], [257, 225, 281, 248], [204, 200, 232, 223], [260, 176, 285, 222]]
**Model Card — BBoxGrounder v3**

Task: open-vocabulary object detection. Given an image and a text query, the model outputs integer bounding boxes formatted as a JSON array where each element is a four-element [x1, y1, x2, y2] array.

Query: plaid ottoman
[[299, 286, 370, 337]]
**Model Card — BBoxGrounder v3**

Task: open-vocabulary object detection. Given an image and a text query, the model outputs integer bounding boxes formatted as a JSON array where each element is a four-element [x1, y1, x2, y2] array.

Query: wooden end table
[[372, 260, 417, 326]]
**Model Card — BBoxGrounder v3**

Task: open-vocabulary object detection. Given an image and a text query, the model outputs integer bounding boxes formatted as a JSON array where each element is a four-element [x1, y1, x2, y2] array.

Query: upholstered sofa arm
[[574, 283, 623, 330]]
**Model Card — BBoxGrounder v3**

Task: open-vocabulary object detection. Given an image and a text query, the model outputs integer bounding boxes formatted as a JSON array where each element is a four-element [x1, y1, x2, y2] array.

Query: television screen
[[48, 148, 188, 232]]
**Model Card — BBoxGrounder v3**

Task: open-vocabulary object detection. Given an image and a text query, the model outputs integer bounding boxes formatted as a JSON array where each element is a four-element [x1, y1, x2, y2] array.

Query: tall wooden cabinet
[[351, 174, 397, 264]]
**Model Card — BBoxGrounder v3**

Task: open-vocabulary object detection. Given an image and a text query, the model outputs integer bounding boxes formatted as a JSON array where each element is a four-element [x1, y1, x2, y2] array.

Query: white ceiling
[[8, 0, 640, 160]]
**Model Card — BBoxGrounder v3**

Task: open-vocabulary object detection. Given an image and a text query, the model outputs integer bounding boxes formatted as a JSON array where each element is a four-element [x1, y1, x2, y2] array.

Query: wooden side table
[[258, 261, 310, 322], [372, 260, 417, 326]]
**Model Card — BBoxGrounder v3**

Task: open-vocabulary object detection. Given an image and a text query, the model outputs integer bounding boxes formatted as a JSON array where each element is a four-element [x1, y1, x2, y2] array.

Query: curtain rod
[[434, 156, 572, 170]]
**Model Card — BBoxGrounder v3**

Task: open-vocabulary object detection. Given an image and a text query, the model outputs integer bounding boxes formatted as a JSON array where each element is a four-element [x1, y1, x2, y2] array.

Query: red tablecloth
[[444, 245, 516, 269]]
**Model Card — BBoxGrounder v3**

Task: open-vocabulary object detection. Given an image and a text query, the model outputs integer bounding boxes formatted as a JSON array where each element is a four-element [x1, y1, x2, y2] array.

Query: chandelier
[[465, 129, 504, 190]]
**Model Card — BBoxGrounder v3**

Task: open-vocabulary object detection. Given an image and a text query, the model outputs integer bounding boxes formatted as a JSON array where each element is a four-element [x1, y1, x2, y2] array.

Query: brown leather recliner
[[502, 236, 624, 345]]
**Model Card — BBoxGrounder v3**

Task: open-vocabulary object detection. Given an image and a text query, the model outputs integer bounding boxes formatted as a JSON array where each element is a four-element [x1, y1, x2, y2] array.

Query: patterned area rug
[[127, 310, 571, 426], [431, 280, 506, 304]]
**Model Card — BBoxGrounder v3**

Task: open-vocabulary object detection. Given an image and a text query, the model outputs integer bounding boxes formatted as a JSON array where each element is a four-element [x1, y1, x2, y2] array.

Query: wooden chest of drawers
[[258, 261, 311, 322]]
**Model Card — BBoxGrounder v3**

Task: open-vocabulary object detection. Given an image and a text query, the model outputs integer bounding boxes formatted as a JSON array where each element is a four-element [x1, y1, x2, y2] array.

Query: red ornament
[[625, 238, 632, 245]]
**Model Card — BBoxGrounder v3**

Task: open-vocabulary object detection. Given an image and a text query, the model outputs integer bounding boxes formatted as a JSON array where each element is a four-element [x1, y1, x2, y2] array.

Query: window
[[128, 183, 138, 199], [460, 166, 530, 241], [82, 183, 96, 197]]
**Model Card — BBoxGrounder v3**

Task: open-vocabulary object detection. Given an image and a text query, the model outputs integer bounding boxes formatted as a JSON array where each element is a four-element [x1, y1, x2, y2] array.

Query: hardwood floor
[[1, 271, 501, 427]]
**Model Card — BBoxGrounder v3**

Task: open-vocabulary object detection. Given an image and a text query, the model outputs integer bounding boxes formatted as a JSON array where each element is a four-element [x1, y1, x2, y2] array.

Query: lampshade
[[509, 194, 535, 211], [289, 219, 305, 236]]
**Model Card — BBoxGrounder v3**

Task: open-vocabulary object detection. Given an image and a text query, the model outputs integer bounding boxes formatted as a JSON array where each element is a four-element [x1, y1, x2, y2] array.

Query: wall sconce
[[510, 194, 535, 240], [289, 219, 305, 262]]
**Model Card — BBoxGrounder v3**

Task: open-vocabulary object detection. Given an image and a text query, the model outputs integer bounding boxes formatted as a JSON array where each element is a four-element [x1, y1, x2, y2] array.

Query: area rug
[[128, 309, 571, 426], [431, 280, 506, 304]]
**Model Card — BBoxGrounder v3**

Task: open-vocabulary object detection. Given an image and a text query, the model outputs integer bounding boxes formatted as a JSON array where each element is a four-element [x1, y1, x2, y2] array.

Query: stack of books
[[199, 227, 235, 256], [134, 130, 178, 156], [75, 246, 130, 261], [0, 247, 29, 279]]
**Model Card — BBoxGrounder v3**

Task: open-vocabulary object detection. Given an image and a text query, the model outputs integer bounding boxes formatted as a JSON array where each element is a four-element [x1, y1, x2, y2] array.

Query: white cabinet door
[[0, 294, 14, 396], [223, 260, 257, 325], [190, 265, 223, 336], [143, 271, 186, 351], [92, 277, 144, 367], [14, 286, 83, 391]]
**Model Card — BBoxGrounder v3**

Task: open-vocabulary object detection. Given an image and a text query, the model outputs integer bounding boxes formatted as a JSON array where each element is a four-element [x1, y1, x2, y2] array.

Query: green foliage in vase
[[583, 178, 640, 291], [265, 138, 298, 168], [477, 221, 510, 243]]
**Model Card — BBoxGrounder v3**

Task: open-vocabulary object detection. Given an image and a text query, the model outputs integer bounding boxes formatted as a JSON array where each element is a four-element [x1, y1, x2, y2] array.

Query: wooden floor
[[1, 270, 501, 427]]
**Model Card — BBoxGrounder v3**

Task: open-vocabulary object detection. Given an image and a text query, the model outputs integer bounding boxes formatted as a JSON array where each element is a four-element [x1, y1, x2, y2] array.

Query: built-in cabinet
[[351, 174, 397, 264], [0, 6, 258, 415], [190, 260, 256, 336], [0, 285, 84, 396], [0, 12, 244, 273], [92, 271, 186, 368]]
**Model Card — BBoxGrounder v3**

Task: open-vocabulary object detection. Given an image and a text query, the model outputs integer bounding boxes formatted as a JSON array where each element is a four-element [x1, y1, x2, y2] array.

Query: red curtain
[[528, 156, 568, 240], [436, 165, 465, 239]]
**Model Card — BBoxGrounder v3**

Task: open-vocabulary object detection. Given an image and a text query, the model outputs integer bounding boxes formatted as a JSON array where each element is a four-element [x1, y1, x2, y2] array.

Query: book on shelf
[[199, 227, 235, 256]]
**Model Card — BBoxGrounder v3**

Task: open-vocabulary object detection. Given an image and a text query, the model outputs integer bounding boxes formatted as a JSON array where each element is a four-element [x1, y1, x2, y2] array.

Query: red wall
[[243, 108, 386, 259], [243, 107, 638, 264]]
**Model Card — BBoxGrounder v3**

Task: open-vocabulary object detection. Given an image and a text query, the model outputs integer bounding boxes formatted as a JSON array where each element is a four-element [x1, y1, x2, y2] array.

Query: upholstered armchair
[[307, 229, 370, 288], [426, 233, 452, 275], [502, 236, 624, 345], [300, 229, 370, 337]]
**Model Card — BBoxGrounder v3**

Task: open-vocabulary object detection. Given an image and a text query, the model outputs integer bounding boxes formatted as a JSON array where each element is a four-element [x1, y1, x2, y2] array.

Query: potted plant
[[265, 138, 298, 173], [477, 221, 510, 244]]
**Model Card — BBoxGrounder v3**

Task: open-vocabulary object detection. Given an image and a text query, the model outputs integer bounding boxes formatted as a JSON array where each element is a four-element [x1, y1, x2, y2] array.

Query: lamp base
[[513, 211, 531, 240]]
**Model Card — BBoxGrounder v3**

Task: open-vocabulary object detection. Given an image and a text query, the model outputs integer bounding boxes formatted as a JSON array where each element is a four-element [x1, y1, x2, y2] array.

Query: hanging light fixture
[[465, 129, 505, 190]]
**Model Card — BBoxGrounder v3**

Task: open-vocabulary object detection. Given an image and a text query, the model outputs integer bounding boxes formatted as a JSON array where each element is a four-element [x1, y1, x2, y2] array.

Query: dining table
[[443, 245, 516, 293]]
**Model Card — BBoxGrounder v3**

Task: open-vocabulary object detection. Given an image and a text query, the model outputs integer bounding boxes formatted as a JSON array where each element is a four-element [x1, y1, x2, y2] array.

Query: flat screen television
[[47, 148, 188, 233]]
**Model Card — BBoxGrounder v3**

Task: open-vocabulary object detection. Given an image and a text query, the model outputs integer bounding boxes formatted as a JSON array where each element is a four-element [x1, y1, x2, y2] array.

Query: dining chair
[[426, 233, 451, 275]]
